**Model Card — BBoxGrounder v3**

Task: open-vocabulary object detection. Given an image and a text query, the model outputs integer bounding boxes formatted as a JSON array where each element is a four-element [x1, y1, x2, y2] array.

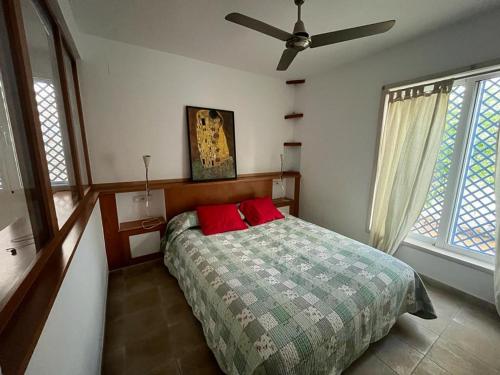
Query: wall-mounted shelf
[[281, 171, 300, 177], [284, 142, 302, 147], [272, 197, 294, 207], [119, 216, 165, 232], [284, 113, 303, 120], [286, 79, 305, 85]]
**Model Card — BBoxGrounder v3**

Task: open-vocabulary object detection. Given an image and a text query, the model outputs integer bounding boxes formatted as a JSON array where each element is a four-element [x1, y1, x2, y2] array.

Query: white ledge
[[401, 238, 494, 275]]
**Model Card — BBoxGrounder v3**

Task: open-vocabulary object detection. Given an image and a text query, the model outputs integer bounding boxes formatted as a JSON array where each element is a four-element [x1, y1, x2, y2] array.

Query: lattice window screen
[[451, 77, 500, 255], [34, 79, 69, 185], [412, 85, 466, 238]]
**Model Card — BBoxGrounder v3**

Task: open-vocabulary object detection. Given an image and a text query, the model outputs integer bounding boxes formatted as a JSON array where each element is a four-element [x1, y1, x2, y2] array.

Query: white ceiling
[[68, 0, 500, 78]]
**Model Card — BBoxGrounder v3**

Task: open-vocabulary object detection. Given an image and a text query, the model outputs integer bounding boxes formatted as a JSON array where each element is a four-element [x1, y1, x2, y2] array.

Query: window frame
[[0, 0, 92, 333], [406, 71, 500, 264]]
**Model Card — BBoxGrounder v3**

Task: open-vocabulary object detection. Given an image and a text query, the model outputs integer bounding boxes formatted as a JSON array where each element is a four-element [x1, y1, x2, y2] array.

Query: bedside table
[[118, 217, 166, 265], [272, 197, 296, 216]]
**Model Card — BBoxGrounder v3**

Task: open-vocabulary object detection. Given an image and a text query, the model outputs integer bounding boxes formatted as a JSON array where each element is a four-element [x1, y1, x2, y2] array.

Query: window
[[21, 0, 81, 226], [0, 0, 93, 366], [62, 46, 90, 188], [0, 0, 53, 296], [410, 73, 500, 262]]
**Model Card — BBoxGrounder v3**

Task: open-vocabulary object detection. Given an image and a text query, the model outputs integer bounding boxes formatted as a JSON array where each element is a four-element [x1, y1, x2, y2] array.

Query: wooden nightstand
[[273, 197, 296, 216], [118, 217, 166, 266]]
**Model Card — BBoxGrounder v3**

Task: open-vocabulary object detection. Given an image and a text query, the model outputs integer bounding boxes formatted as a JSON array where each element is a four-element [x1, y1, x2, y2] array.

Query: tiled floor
[[102, 259, 500, 375]]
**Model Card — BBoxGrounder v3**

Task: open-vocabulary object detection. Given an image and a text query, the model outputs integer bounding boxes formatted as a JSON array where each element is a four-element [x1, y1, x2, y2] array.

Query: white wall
[[397, 244, 494, 303], [77, 34, 295, 183], [26, 204, 108, 375], [294, 9, 500, 302]]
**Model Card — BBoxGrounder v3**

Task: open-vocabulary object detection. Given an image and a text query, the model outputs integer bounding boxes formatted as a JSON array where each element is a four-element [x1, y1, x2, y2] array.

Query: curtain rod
[[382, 58, 500, 92]]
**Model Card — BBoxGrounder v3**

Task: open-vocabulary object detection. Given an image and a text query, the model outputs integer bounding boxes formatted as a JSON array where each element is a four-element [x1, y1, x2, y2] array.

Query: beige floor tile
[[453, 302, 500, 335], [427, 338, 500, 375], [344, 349, 396, 375], [407, 314, 450, 336], [391, 314, 438, 354], [441, 320, 500, 370], [412, 357, 449, 375], [372, 335, 423, 375]]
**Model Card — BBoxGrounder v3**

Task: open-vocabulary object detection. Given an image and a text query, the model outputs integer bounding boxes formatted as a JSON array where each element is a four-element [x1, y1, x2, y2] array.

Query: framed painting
[[186, 106, 237, 182]]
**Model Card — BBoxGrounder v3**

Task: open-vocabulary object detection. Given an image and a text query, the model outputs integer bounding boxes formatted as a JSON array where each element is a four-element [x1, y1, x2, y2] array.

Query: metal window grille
[[33, 79, 69, 185], [450, 77, 500, 255], [412, 85, 466, 238]]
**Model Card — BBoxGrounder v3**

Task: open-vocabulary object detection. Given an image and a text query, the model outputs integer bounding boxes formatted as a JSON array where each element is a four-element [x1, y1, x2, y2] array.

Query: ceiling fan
[[225, 0, 395, 71]]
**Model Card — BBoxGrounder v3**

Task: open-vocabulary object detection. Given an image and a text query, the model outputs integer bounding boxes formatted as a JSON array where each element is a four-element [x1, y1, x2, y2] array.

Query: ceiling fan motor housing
[[287, 35, 310, 50], [289, 20, 310, 50]]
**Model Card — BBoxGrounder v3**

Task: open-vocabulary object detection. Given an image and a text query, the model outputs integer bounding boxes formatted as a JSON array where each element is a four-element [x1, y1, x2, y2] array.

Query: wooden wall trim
[[0, 191, 99, 375], [93, 171, 300, 193]]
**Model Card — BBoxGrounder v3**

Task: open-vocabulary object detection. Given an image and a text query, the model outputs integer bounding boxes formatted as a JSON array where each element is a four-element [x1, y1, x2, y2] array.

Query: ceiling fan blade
[[277, 48, 299, 71], [310, 20, 395, 48], [225, 13, 293, 41]]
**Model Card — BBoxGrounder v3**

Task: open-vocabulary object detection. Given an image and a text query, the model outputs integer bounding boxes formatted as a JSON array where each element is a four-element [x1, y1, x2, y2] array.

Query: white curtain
[[370, 81, 453, 254], [495, 134, 500, 315]]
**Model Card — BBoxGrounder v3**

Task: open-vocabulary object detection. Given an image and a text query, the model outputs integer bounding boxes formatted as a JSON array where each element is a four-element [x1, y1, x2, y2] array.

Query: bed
[[162, 212, 435, 375]]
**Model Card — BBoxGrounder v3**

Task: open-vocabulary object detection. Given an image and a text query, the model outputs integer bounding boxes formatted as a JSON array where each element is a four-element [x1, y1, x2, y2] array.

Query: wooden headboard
[[164, 177, 272, 220], [96, 172, 300, 270], [96, 171, 301, 220]]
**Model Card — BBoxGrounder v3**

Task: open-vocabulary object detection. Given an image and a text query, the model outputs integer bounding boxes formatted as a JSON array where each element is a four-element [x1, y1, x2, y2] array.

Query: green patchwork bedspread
[[162, 212, 435, 375]]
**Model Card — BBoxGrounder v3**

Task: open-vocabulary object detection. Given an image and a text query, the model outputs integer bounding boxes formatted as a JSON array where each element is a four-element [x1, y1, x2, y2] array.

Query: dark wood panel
[[284, 113, 304, 119], [293, 175, 301, 217], [99, 193, 125, 270], [165, 179, 272, 220], [272, 197, 294, 208]]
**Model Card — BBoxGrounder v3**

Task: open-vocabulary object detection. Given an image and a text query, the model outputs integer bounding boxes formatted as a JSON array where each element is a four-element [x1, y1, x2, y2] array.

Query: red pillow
[[239, 197, 284, 226], [196, 204, 247, 235]]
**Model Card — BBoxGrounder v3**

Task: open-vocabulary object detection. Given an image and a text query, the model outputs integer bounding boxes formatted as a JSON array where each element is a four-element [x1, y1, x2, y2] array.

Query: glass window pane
[[450, 77, 500, 255], [62, 48, 89, 187], [21, 0, 79, 226], [0, 1, 49, 301], [412, 85, 466, 238]]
